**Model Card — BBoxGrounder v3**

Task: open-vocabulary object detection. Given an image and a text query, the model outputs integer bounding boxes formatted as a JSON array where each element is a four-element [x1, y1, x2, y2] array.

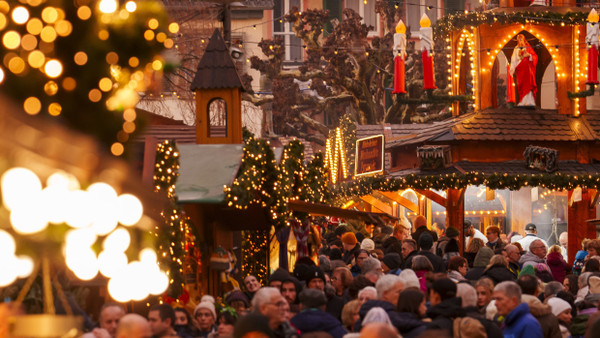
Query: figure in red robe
[[509, 34, 538, 107]]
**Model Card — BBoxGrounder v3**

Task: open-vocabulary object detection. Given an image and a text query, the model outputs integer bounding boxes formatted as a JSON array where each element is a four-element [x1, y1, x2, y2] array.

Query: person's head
[[341, 300, 361, 331], [358, 286, 377, 303], [216, 311, 237, 337], [360, 322, 399, 337], [397, 288, 427, 318], [268, 268, 290, 290], [174, 308, 191, 326], [429, 278, 457, 306], [341, 232, 358, 251], [280, 278, 299, 305], [304, 265, 326, 291], [559, 232, 568, 248], [413, 215, 427, 229], [563, 274, 579, 295], [457, 283, 478, 308], [399, 269, 420, 289], [584, 258, 600, 272], [298, 288, 327, 311], [517, 33, 527, 46], [463, 220, 474, 237], [524, 223, 537, 235], [252, 287, 287, 330], [193, 301, 217, 332], [381, 253, 402, 273], [225, 290, 250, 316], [445, 227, 460, 240], [244, 275, 262, 293], [355, 249, 370, 268], [486, 226, 501, 243], [486, 255, 508, 270], [448, 256, 468, 276], [493, 281, 522, 316], [547, 297, 572, 325], [401, 239, 417, 259], [504, 244, 521, 264], [588, 239, 600, 257], [148, 304, 176, 336], [375, 275, 404, 307], [332, 267, 353, 295], [529, 239, 547, 259], [393, 219, 412, 241], [348, 275, 375, 299], [418, 233, 434, 251], [475, 278, 494, 308], [517, 274, 540, 296], [361, 239, 375, 252], [233, 312, 274, 338], [545, 281, 565, 298], [99, 303, 125, 337], [466, 238, 484, 253], [116, 313, 152, 338], [361, 257, 382, 283], [473, 247, 494, 267], [411, 255, 433, 272]]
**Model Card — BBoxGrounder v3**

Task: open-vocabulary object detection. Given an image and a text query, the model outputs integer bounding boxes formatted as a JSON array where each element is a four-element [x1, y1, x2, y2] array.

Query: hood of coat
[[521, 294, 552, 317], [546, 251, 564, 265]]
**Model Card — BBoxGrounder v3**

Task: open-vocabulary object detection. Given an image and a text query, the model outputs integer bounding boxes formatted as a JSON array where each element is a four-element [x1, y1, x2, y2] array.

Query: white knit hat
[[547, 297, 571, 317], [361, 239, 375, 251], [194, 301, 216, 318]]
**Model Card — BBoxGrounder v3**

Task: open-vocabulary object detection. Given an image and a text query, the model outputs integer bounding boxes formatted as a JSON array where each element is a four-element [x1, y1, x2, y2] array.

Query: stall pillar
[[568, 189, 597, 264], [446, 188, 465, 253]]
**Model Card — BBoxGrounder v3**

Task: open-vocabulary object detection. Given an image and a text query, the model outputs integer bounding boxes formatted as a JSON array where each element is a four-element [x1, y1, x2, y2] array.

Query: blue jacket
[[502, 303, 543, 338], [290, 309, 347, 338]]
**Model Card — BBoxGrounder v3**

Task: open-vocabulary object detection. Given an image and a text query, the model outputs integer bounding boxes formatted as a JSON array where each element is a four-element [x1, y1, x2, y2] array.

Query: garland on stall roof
[[304, 153, 332, 205], [332, 172, 600, 201], [434, 11, 589, 40], [241, 229, 269, 286]]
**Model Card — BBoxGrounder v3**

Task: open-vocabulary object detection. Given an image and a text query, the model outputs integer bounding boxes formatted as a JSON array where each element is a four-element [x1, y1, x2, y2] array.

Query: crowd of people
[[82, 216, 600, 338]]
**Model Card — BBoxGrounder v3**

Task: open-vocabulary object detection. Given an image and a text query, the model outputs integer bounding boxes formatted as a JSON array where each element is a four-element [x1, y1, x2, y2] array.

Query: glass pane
[[364, 0, 377, 28], [274, 0, 283, 32], [290, 35, 303, 62], [208, 98, 227, 137]]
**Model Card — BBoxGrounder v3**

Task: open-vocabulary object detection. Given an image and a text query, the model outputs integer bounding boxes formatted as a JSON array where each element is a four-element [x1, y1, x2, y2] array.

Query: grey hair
[[361, 257, 382, 274], [251, 287, 280, 310], [358, 286, 377, 299], [544, 281, 564, 297], [411, 255, 433, 271], [375, 275, 402, 299], [457, 283, 477, 307], [399, 269, 420, 289], [494, 281, 522, 302]]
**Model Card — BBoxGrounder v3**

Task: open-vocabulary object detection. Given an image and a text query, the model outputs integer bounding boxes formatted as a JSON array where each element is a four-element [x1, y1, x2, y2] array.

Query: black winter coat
[[395, 312, 427, 338], [465, 266, 486, 281], [426, 297, 466, 334], [290, 309, 347, 338], [354, 300, 411, 333], [482, 266, 517, 284]]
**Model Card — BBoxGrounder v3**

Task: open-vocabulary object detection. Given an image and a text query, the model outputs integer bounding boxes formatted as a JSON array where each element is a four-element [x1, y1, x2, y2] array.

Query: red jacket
[[546, 251, 570, 283]]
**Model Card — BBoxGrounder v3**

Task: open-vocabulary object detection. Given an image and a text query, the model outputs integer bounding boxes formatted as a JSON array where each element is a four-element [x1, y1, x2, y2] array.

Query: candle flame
[[420, 13, 431, 28], [396, 20, 406, 34], [589, 9, 599, 23]]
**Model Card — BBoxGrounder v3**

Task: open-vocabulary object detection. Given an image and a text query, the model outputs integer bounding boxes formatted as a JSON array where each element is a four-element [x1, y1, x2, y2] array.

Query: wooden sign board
[[355, 135, 384, 177]]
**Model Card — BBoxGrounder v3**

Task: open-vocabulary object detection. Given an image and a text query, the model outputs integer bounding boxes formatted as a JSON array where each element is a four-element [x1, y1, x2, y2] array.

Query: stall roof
[[288, 200, 397, 226], [176, 144, 243, 203]]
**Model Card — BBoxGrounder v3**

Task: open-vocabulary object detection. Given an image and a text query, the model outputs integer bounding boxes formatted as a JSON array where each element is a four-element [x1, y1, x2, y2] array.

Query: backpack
[[453, 316, 486, 338]]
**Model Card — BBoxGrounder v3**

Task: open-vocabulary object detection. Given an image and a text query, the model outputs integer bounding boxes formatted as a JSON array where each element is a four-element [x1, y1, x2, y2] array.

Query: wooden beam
[[415, 189, 447, 207], [360, 195, 393, 215], [590, 189, 599, 209], [377, 191, 419, 213]]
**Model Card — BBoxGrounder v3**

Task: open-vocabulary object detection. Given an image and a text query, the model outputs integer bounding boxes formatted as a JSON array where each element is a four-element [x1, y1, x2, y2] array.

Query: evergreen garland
[[241, 230, 269, 286], [280, 140, 306, 201], [305, 153, 332, 205]]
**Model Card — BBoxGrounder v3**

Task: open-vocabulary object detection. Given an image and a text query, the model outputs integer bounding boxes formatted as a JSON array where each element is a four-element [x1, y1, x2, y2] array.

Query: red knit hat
[[341, 232, 357, 245]]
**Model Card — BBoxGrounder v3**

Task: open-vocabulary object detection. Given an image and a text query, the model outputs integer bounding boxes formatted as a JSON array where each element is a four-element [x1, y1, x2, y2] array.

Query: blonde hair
[[341, 300, 361, 330], [548, 245, 562, 254], [485, 255, 508, 271], [466, 238, 485, 253]]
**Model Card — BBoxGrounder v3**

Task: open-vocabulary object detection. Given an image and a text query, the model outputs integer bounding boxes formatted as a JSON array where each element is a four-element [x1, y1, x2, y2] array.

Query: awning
[[176, 144, 243, 203], [288, 200, 398, 226]]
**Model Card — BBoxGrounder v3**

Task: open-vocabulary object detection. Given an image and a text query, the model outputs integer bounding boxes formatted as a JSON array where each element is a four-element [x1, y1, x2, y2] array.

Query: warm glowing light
[[111, 142, 124, 156], [3, 31, 21, 49], [168, 23, 179, 34], [99, 77, 113, 92], [1, 168, 42, 211], [74, 51, 87, 65], [590, 9, 599, 23], [148, 18, 159, 30], [44, 59, 62, 78], [12, 7, 29, 24], [116, 194, 143, 226], [396, 20, 406, 34], [99, 0, 118, 14], [77, 6, 92, 20], [23, 96, 41, 115], [125, 1, 137, 12], [420, 13, 431, 28]]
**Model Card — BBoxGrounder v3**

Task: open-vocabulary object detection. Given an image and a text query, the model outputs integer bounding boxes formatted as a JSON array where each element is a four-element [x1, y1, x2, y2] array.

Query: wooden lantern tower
[[190, 29, 244, 144]]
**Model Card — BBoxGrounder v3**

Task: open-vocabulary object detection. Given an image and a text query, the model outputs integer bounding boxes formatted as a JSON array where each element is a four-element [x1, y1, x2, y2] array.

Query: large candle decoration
[[587, 9, 599, 84], [393, 20, 407, 94], [420, 13, 436, 90]]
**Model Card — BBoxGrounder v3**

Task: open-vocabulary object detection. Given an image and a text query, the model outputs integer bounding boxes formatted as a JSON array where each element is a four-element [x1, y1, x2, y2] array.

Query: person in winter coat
[[442, 238, 460, 262], [517, 274, 562, 338], [482, 255, 517, 284], [290, 289, 347, 338], [381, 253, 402, 275], [353, 299, 409, 332], [395, 289, 428, 338], [411, 255, 434, 293], [465, 247, 494, 281], [547, 297, 572, 338], [493, 281, 543, 338], [447, 256, 468, 282], [475, 278, 495, 315], [547, 245, 570, 283], [341, 233, 361, 266], [465, 238, 485, 268], [519, 239, 548, 269], [435, 226, 460, 257], [424, 278, 467, 336], [535, 263, 555, 283], [572, 245, 589, 276], [404, 233, 445, 273]]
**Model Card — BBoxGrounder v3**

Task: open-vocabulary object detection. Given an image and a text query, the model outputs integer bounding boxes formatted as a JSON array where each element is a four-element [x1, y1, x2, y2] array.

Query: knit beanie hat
[[361, 239, 375, 251], [194, 301, 216, 318], [269, 268, 291, 285], [446, 227, 460, 238], [382, 253, 402, 270], [547, 297, 571, 317], [589, 276, 600, 294], [444, 238, 460, 254], [473, 247, 494, 267], [298, 288, 327, 309], [418, 233, 434, 251], [304, 265, 326, 285], [518, 264, 536, 278], [341, 232, 358, 245], [226, 289, 250, 308]]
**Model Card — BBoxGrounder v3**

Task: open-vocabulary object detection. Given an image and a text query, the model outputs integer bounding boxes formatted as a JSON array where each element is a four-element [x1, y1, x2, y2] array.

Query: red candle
[[588, 44, 599, 84], [393, 55, 406, 94], [422, 50, 436, 90]]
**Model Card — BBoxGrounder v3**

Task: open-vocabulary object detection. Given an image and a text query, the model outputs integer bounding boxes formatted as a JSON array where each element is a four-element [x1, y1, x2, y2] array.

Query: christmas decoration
[[241, 229, 269, 285], [325, 127, 349, 184], [393, 20, 407, 94], [420, 14, 436, 90], [587, 9, 599, 85]]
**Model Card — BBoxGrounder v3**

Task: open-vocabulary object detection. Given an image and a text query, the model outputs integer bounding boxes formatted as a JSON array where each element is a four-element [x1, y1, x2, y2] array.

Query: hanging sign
[[355, 135, 384, 177]]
